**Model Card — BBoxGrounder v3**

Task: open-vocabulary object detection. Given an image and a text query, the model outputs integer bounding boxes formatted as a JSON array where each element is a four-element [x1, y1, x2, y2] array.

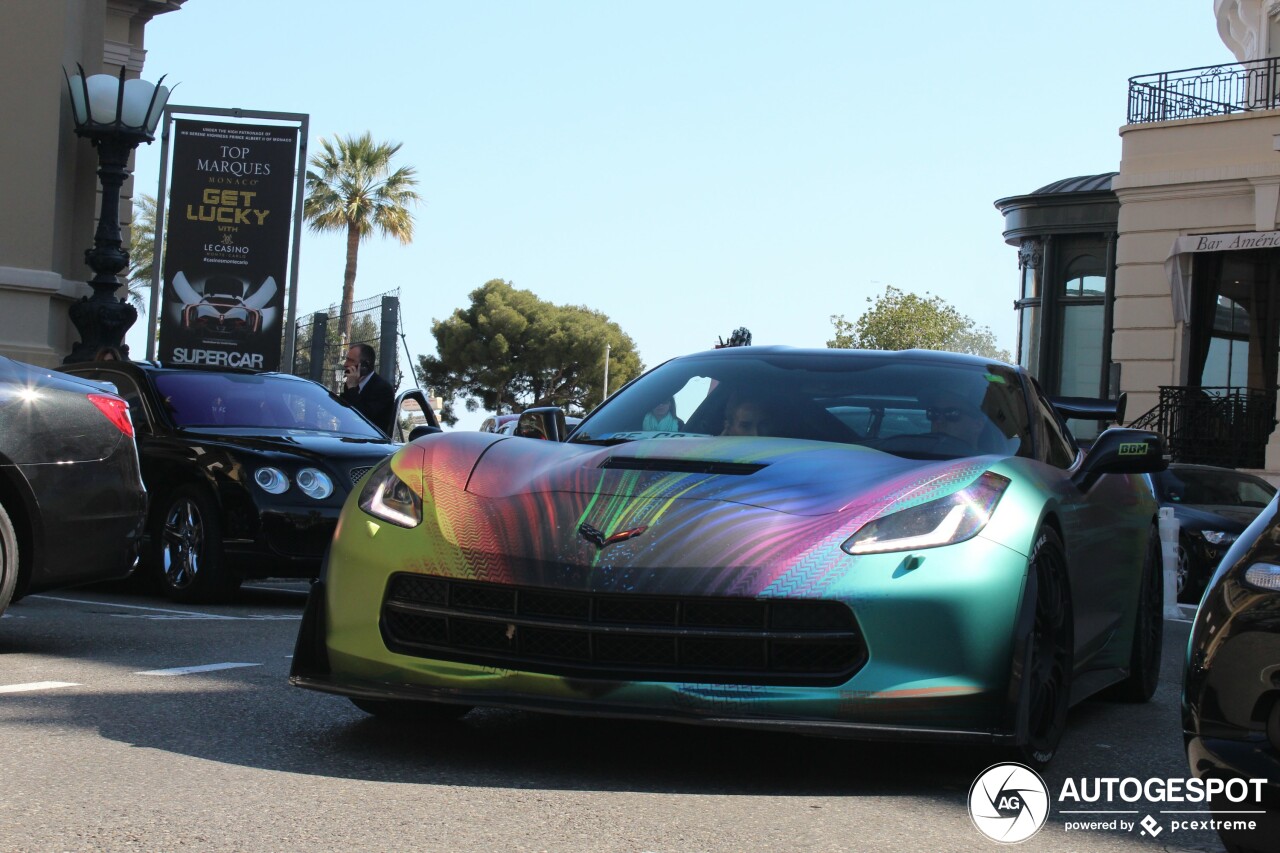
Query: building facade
[[999, 2, 1280, 475], [0, 0, 182, 367]]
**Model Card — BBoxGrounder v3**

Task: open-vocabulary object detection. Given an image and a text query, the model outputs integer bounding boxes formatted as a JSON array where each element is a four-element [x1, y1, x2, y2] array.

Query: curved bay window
[[1016, 242, 1041, 372], [996, 174, 1119, 442], [1057, 254, 1107, 401]]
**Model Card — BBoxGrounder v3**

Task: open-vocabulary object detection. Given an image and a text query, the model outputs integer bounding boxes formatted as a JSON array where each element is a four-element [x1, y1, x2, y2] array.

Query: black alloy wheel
[[1105, 526, 1163, 702], [1020, 528, 1073, 767], [155, 485, 237, 604]]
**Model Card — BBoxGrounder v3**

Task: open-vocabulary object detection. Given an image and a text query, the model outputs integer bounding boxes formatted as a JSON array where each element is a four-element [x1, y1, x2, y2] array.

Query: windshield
[[152, 371, 384, 437], [571, 351, 1033, 459], [1153, 467, 1277, 508]]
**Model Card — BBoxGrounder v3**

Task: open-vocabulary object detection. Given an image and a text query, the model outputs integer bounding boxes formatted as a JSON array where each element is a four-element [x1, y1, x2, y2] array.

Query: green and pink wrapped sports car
[[291, 347, 1167, 765]]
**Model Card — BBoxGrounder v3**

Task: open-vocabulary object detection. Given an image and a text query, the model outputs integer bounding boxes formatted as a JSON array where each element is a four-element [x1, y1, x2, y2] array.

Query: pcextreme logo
[[968, 763, 1050, 843]]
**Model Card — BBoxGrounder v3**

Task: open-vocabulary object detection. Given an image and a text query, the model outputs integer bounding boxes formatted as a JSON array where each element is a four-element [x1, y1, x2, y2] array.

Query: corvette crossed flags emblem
[[578, 523, 648, 549]]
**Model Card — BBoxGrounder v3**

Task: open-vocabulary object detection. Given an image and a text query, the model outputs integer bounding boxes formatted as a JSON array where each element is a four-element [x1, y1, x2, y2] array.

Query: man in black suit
[[341, 343, 395, 434]]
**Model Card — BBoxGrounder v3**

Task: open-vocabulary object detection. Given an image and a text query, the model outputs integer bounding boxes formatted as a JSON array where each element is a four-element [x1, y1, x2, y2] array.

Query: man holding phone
[[340, 343, 395, 434]]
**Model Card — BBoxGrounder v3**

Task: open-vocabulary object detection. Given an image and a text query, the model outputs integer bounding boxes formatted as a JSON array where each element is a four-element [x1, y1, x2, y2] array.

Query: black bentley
[[63, 360, 437, 603]]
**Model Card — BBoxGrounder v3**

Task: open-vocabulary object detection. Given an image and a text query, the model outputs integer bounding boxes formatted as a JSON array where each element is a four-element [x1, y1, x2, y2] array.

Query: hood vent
[[600, 457, 765, 476]]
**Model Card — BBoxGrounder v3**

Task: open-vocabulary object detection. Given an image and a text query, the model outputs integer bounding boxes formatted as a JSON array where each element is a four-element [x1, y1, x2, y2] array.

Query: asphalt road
[[0, 584, 1226, 852]]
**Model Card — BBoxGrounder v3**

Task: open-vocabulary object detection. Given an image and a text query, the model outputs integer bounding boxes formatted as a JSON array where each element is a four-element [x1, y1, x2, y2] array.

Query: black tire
[[350, 697, 473, 722], [1106, 525, 1163, 703], [0, 500, 18, 617], [152, 485, 238, 604], [1018, 528, 1073, 768]]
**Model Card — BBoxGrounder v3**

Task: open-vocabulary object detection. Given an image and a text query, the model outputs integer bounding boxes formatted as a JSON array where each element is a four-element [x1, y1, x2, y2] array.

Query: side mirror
[[1073, 427, 1167, 491], [393, 389, 442, 443], [517, 407, 568, 442]]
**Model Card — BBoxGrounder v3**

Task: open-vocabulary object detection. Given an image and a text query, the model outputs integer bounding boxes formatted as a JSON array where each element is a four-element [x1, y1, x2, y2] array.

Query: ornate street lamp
[[62, 64, 171, 363]]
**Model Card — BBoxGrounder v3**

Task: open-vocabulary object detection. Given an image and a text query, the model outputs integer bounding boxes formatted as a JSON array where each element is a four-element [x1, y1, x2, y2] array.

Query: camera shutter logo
[[968, 763, 1050, 843]]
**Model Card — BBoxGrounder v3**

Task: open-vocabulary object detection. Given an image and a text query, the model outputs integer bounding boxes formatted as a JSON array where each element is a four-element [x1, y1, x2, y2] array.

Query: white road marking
[[109, 614, 300, 621], [0, 681, 79, 694], [136, 663, 263, 676], [34, 595, 240, 620], [31, 595, 299, 620]]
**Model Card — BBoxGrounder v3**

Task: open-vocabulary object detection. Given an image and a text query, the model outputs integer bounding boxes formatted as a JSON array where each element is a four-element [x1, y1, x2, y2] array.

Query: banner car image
[[292, 347, 1168, 766]]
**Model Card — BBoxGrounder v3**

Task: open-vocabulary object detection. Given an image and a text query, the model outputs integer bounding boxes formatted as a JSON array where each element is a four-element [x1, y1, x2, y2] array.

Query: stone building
[[0, 0, 183, 367]]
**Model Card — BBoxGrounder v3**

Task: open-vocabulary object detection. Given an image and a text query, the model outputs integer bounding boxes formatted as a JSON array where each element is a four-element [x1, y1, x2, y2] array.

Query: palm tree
[[126, 193, 157, 313], [303, 132, 420, 346]]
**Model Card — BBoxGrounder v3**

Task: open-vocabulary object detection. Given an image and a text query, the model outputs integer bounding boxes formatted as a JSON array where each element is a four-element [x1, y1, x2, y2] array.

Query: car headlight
[[1244, 562, 1280, 591], [254, 467, 289, 495], [1199, 530, 1237, 546], [358, 461, 422, 528], [296, 468, 334, 500], [842, 472, 1010, 555]]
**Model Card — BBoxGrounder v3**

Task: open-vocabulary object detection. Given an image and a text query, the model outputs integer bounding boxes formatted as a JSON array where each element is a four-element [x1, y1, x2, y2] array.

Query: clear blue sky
[[127, 0, 1231, 429]]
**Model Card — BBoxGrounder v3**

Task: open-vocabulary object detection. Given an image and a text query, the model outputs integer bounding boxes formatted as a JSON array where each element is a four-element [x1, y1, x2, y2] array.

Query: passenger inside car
[[721, 393, 774, 437], [642, 397, 683, 432]]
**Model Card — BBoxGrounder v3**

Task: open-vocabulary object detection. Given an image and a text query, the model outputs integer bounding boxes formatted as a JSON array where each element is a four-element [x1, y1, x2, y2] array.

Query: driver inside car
[[923, 389, 986, 449], [721, 393, 775, 437]]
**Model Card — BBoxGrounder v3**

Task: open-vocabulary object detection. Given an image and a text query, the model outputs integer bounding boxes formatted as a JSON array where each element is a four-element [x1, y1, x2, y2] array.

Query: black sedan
[[0, 355, 146, 615], [63, 360, 435, 603], [1151, 464, 1277, 602], [1183, 494, 1280, 853]]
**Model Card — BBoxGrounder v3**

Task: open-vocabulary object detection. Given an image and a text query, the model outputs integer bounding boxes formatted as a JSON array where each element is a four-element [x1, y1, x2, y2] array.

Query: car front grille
[[380, 573, 865, 686], [349, 466, 373, 486]]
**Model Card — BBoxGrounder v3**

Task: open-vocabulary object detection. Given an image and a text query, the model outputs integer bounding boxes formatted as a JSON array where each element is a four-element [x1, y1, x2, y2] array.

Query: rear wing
[[1050, 393, 1127, 424]]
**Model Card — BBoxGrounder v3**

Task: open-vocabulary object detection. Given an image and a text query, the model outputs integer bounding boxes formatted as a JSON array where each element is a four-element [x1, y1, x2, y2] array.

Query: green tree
[[829, 285, 1012, 362], [303, 132, 420, 347], [126, 193, 157, 313], [418, 279, 643, 425]]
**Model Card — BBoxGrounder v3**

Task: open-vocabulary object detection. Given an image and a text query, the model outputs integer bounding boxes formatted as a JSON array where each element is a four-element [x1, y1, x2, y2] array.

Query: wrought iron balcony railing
[[1128, 58, 1280, 124], [1128, 386, 1276, 469]]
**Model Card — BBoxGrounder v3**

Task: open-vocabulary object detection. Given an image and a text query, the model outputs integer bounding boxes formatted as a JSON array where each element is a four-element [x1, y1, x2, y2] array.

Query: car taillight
[[87, 393, 134, 439]]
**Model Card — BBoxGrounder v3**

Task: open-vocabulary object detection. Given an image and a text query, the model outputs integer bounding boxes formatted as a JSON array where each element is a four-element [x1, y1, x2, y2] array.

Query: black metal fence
[[291, 290, 401, 393], [1129, 58, 1280, 124], [1128, 386, 1276, 468]]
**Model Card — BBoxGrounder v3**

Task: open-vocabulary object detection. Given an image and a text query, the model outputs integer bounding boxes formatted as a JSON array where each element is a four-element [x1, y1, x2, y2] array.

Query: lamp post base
[[64, 293, 136, 363]]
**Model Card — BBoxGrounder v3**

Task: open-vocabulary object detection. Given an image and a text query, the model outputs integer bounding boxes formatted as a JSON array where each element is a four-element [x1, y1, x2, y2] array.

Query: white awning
[[1166, 230, 1280, 324]]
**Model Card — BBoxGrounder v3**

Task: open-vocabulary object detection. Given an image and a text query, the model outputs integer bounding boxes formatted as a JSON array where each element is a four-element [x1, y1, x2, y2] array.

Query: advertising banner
[[157, 120, 299, 370]]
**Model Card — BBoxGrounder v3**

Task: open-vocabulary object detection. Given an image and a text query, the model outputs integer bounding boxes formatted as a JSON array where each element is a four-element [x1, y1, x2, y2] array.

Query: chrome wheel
[[1175, 541, 1190, 597], [152, 486, 233, 602], [0, 501, 18, 617], [161, 496, 204, 590]]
